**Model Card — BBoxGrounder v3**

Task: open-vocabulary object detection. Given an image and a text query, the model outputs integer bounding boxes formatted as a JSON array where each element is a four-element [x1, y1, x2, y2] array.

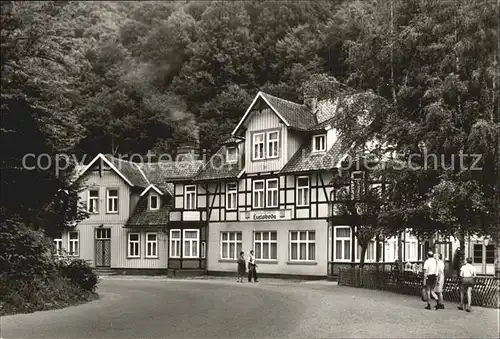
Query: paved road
[[1, 277, 498, 338]]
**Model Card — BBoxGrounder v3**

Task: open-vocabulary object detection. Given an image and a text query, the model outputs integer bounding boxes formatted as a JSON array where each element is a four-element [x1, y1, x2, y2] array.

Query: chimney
[[176, 145, 200, 162], [303, 88, 318, 113]]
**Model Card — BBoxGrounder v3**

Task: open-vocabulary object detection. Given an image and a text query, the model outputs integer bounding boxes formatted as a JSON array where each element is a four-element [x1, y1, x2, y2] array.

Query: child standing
[[237, 251, 246, 283]]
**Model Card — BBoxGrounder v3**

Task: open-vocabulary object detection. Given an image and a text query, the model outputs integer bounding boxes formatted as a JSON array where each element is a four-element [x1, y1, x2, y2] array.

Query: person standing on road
[[423, 251, 438, 310], [248, 249, 258, 283], [434, 253, 445, 309], [237, 251, 246, 283], [458, 257, 476, 312]]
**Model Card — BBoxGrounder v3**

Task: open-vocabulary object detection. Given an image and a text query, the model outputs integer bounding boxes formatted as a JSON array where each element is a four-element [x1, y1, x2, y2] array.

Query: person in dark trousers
[[423, 251, 438, 310], [458, 257, 476, 312], [237, 251, 246, 283], [248, 250, 258, 282]]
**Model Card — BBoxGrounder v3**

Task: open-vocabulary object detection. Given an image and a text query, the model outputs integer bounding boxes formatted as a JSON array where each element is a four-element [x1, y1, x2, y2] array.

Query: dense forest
[[1, 0, 499, 283]]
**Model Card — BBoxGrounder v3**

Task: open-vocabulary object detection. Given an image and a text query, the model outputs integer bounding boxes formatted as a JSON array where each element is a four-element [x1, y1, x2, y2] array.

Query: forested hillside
[[1, 0, 499, 273]]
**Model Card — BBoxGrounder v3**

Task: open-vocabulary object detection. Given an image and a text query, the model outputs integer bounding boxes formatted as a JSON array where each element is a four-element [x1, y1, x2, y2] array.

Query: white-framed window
[[68, 231, 79, 256], [220, 231, 242, 260], [267, 131, 279, 158], [253, 180, 265, 208], [334, 226, 351, 261], [149, 193, 160, 211], [357, 240, 376, 262], [170, 229, 181, 258], [88, 189, 99, 214], [146, 233, 158, 258], [106, 189, 118, 213], [266, 178, 279, 208], [296, 176, 310, 206], [128, 233, 140, 258], [405, 239, 418, 261], [253, 133, 265, 160], [351, 171, 365, 200], [254, 231, 277, 260], [226, 146, 237, 163], [289, 231, 316, 261], [184, 185, 197, 210], [54, 232, 63, 255], [183, 229, 199, 258], [384, 237, 398, 262], [313, 134, 326, 152], [226, 182, 237, 210]]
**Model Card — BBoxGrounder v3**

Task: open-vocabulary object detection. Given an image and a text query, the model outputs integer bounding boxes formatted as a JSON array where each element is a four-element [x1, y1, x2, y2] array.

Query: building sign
[[240, 209, 292, 221]]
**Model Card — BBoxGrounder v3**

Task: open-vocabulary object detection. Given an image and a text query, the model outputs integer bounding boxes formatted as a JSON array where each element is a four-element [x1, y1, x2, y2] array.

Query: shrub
[[58, 257, 99, 292], [0, 220, 99, 315]]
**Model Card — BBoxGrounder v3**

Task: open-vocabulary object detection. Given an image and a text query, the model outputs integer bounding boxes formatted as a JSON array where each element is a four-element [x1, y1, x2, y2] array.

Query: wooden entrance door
[[95, 228, 111, 267]]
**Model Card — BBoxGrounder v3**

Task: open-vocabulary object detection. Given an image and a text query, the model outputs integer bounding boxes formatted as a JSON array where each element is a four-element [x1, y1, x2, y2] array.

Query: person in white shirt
[[423, 251, 438, 310], [247, 250, 258, 283], [459, 257, 476, 312], [434, 253, 445, 309]]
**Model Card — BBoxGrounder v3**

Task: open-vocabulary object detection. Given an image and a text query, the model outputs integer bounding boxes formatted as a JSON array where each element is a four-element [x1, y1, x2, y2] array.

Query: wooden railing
[[338, 268, 499, 308]]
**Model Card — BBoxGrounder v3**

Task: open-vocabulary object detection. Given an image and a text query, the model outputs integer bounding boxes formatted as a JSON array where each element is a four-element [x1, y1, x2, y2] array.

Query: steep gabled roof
[[76, 153, 149, 188], [259, 92, 318, 130], [231, 91, 318, 135], [104, 155, 150, 187], [194, 145, 244, 182]]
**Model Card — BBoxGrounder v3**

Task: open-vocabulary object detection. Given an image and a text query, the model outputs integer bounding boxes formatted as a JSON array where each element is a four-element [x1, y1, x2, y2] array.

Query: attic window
[[226, 146, 237, 163], [149, 193, 160, 211], [312, 134, 326, 152]]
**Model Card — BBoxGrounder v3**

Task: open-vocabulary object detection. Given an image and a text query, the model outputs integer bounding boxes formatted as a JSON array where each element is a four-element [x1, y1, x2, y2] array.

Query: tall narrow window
[[146, 233, 158, 258], [106, 189, 118, 213], [183, 229, 199, 258], [253, 180, 264, 208], [473, 244, 483, 264], [267, 131, 279, 158], [54, 232, 63, 255], [334, 227, 351, 261], [226, 146, 237, 163], [254, 231, 277, 260], [313, 134, 326, 152], [184, 185, 197, 210], [226, 182, 237, 210], [170, 230, 181, 258], [220, 232, 242, 260], [289, 231, 315, 261], [296, 176, 310, 206], [128, 233, 140, 258], [253, 133, 265, 160], [88, 189, 99, 214], [486, 245, 494, 264], [266, 179, 278, 208], [68, 231, 79, 256], [149, 193, 160, 211]]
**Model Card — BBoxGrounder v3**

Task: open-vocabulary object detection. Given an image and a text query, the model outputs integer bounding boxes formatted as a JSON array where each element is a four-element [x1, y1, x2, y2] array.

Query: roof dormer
[[148, 192, 160, 211], [312, 134, 327, 153]]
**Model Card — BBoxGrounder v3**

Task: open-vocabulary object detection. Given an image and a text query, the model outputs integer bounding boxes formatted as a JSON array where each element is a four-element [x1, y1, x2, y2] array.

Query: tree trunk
[[495, 234, 500, 278], [397, 230, 403, 269], [459, 231, 466, 263], [359, 243, 368, 287]]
